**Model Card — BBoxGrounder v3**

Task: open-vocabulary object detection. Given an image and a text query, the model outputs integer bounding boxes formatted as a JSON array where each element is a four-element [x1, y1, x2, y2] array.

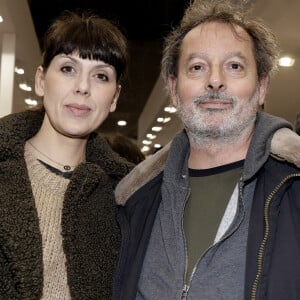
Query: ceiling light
[[117, 120, 127, 126], [152, 126, 162, 132], [157, 117, 171, 123], [24, 98, 38, 106], [19, 83, 32, 91], [154, 144, 161, 148], [0, 16, 3, 23], [146, 133, 157, 139], [142, 140, 152, 145], [164, 106, 177, 113], [15, 67, 25, 75], [141, 146, 150, 152], [278, 56, 295, 67]]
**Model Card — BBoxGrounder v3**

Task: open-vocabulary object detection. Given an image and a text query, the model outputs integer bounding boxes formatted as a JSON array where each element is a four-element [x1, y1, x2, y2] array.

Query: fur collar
[[115, 128, 300, 206], [0, 110, 132, 179], [270, 128, 300, 168]]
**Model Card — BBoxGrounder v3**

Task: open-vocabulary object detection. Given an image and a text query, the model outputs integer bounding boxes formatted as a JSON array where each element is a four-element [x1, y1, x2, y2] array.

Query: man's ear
[[168, 75, 178, 107], [35, 66, 45, 97], [110, 84, 121, 112], [258, 76, 269, 106]]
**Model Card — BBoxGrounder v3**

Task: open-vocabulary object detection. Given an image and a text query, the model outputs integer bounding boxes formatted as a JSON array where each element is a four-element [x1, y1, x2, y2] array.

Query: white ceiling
[[0, 0, 299, 151], [0, 0, 41, 113], [253, 0, 300, 123]]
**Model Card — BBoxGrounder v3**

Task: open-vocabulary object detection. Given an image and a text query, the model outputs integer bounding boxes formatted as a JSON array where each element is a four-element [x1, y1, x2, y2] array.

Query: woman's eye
[[61, 66, 74, 73], [96, 73, 109, 81]]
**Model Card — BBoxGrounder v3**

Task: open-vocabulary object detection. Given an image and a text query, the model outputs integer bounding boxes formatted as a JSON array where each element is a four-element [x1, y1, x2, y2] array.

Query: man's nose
[[206, 67, 225, 91]]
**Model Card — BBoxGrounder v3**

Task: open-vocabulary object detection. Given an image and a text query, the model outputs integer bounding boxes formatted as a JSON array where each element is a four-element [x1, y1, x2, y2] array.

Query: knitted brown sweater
[[25, 142, 71, 299], [0, 110, 133, 299]]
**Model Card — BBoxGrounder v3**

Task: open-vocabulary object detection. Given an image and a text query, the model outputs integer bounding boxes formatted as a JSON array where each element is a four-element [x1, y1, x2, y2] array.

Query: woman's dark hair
[[41, 10, 128, 83]]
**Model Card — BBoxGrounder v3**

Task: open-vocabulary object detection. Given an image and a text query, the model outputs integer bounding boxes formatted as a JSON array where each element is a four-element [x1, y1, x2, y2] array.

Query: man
[[113, 1, 300, 299]]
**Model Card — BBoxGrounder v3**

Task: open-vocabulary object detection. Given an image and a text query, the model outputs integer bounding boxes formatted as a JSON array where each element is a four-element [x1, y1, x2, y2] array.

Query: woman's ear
[[35, 66, 45, 97], [110, 84, 121, 112]]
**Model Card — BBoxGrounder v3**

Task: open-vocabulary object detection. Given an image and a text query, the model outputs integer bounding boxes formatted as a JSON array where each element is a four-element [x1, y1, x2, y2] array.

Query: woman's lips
[[66, 104, 91, 116]]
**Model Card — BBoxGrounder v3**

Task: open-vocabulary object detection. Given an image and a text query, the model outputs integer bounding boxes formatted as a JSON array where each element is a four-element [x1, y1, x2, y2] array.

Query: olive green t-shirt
[[184, 160, 244, 282]]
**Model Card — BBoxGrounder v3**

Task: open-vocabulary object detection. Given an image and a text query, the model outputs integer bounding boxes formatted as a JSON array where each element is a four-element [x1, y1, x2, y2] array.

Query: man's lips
[[193, 93, 235, 106], [198, 101, 232, 110]]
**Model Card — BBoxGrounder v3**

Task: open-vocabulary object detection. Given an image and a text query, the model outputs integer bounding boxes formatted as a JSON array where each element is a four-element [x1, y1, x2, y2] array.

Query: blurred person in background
[[104, 133, 145, 165]]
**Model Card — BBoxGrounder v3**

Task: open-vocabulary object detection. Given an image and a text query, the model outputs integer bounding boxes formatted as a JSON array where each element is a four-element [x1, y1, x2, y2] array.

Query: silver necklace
[[27, 140, 79, 171]]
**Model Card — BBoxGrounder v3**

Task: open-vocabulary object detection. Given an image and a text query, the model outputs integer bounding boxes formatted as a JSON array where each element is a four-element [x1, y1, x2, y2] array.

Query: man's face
[[168, 22, 268, 143]]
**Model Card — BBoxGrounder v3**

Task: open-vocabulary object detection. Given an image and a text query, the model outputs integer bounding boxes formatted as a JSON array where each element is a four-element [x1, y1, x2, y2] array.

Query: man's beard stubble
[[175, 87, 261, 148]]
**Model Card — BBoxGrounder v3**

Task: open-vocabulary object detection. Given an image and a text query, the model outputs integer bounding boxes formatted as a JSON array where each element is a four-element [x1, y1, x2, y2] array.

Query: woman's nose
[[74, 75, 90, 96]]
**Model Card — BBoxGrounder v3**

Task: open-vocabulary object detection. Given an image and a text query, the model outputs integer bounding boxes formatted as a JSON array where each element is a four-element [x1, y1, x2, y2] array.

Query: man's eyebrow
[[225, 51, 249, 62]]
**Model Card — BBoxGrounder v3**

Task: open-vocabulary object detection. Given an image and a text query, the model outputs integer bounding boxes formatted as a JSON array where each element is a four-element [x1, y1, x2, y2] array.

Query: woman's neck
[[27, 132, 87, 172]]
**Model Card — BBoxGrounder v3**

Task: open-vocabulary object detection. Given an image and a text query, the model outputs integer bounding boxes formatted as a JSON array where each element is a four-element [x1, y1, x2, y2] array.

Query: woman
[[0, 10, 132, 299]]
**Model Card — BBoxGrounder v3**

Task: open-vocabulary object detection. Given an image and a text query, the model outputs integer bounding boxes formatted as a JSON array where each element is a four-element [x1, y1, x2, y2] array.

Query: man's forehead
[[183, 21, 251, 44], [180, 21, 254, 60]]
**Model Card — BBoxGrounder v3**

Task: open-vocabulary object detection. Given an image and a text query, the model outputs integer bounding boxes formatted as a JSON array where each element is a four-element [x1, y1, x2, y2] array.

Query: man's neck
[[188, 137, 251, 169]]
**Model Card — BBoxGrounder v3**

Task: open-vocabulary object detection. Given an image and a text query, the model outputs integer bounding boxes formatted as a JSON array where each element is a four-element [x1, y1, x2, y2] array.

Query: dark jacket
[[114, 112, 300, 300], [0, 110, 133, 299]]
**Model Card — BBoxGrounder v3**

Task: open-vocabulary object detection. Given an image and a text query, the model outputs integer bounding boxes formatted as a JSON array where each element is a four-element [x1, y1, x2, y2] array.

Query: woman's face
[[35, 52, 120, 139]]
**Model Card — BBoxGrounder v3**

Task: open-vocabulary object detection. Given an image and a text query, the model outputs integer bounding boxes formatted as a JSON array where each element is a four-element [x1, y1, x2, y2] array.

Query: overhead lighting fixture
[[24, 98, 38, 106], [157, 117, 171, 123], [15, 67, 25, 75], [142, 140, 152, 145], [19, 83, 32, 92], [164, 106, 177, 113], [117, 120, 127, 126], [278, 56, 295, 67], [0, 16, 3, 23], [141, 146, 150, 152], [146, 133, 157, 140], [154, 143, 161, 149], [152, 126, 162, 132]]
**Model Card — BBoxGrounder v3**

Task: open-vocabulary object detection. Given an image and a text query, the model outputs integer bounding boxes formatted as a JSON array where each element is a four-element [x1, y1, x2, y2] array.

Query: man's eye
[[192, 65, 202, 71], [231, 63, 241, 70]]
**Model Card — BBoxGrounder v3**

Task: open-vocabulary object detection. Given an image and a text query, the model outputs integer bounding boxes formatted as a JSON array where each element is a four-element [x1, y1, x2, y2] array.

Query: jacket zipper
[[181, 187, 190, 299], [250, 173, 300, 300], [181, 179, 245, 299], [181, 284, 189, 299]]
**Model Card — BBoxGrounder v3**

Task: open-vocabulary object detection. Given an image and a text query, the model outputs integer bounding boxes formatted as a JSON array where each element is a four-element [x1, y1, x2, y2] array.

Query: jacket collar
[[115, 112, 300, 206], [0, 110, 132, 180]]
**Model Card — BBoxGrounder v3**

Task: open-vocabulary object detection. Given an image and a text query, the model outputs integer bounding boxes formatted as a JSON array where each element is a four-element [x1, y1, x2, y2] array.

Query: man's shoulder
[[115, 143, 170, 206], [271, 128, 300, 169]]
